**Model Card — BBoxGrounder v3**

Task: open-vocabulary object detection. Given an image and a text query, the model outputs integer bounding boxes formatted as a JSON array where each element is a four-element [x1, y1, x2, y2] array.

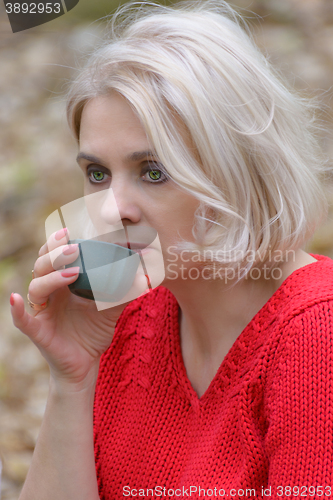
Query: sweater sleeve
[[264, 300, 333, 494]]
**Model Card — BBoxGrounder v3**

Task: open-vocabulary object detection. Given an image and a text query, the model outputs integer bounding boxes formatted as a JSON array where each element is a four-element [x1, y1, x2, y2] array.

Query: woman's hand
[[10, 228, 127, 389]]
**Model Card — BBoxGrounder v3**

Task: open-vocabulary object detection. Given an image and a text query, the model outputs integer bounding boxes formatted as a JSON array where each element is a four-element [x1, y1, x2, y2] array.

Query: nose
[[99, 183, 142, 227]]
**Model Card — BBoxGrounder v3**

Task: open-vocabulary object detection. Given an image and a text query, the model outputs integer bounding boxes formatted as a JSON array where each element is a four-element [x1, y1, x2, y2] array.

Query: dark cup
[[65, 239, 141, 302]]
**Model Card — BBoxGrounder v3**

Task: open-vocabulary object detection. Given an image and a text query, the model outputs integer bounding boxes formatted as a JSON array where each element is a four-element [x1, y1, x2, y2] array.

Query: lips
[[114, 242, 150, 252]]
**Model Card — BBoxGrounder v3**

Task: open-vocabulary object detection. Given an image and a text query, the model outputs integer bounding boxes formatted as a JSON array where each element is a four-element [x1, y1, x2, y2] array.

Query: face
[[77, 93, 200, 284]]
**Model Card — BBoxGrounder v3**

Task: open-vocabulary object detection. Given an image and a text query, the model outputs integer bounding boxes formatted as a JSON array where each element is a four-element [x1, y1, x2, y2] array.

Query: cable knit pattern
[[94, 255, 333, 499]]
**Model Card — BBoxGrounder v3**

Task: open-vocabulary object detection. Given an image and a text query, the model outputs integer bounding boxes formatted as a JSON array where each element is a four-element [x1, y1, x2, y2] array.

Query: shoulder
[[263, 256, 333, 390], [262, 257, 333, 410], [248, 256, 333, 391], [243, 255, 333, 357], [271, 254, 333, 325]]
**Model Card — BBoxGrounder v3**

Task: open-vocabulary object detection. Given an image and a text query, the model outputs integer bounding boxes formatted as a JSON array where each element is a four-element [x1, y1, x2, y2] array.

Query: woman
[[10, 1, 333, 498]]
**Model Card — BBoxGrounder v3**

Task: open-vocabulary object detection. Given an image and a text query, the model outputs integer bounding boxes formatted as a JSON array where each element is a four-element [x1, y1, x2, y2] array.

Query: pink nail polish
[[61, 267, 80, 278], [10, 293, 15, 306], [55, 228, 68, 241], [63, 244, 78, 256]]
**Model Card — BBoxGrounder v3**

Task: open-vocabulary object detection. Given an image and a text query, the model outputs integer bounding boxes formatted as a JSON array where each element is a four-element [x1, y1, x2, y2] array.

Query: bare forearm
[[19, 374, 100, 500]]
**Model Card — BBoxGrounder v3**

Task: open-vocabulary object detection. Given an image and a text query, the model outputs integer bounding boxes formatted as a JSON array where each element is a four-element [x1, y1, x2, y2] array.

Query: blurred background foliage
[[1, 0, 333, 497]]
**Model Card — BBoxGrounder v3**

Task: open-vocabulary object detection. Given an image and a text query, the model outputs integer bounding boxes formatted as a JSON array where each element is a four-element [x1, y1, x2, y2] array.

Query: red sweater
[[94, 255, 333, 499]]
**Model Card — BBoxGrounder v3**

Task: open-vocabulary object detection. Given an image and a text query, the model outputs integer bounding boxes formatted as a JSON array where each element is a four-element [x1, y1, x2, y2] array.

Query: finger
[[34, 243, 79, 277], [28, 267, 80, 305], [10, 293, 42, 340], [38, 228, 70, 257]]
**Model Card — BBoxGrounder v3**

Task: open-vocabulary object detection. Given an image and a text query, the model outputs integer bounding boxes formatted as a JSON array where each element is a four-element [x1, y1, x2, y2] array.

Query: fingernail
[[55, 228, 68, 241], [61, 267, 80, 278], [63, 244, 78, 256], [10, 293, 15, 306]]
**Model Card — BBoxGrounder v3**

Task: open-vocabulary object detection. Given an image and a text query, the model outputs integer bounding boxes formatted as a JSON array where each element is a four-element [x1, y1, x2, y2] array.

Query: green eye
[[143, 165, 168, 184], [148, 170, 162, 180], [92, 171, 104, 182]]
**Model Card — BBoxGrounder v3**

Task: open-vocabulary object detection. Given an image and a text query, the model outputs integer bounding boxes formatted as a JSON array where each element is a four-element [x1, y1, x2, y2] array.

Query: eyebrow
[[76, 150, 156, 164]]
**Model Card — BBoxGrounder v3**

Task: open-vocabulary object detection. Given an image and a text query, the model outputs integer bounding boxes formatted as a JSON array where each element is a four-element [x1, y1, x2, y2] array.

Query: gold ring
[[27, 293, 49, 311]]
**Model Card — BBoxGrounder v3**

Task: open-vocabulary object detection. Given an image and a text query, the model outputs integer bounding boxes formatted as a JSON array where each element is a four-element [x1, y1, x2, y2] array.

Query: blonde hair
[[67, 0, 328, 274]]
